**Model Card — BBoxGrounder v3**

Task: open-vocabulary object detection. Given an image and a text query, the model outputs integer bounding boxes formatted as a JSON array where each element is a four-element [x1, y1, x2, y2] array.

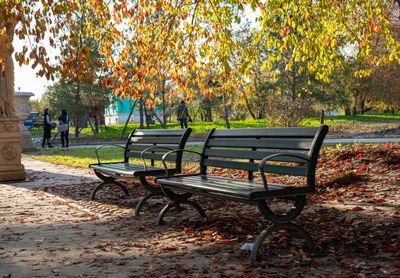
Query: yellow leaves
[[106, 57, 114, 67]]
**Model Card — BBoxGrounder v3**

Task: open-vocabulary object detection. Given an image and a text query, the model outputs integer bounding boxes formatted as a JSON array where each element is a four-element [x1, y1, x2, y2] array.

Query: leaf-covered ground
[[1, 144, 399, 277]]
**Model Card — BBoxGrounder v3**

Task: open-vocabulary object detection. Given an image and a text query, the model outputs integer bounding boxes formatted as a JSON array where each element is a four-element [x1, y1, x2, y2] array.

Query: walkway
[[1, 156, 399, 277]]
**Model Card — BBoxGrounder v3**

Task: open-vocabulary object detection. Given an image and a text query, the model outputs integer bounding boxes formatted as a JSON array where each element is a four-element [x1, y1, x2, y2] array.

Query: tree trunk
[[161, 79, 167, 125], [153, 108, 166, 128], [74, 81, 81, 137], [203, 99, 213, 122], [320, 110, 325, 125], [222, 93, 231, 129], [0, 21, 17, 118], [94, 116, 99, 133], [87, 119, 98, 138], [290, 58, 297, 126], [120, 99, 137, 139], [352, 90, 359, 115], [139, 98, 144, 129], [243, 92, 257, 120], [144, 105, 152, 128], [74, 113, 79, 137]]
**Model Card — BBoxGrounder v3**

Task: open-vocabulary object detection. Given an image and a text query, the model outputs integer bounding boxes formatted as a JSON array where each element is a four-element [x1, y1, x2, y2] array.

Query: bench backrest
[[200, 125, 328, 191], [124, 128, 192, 171]]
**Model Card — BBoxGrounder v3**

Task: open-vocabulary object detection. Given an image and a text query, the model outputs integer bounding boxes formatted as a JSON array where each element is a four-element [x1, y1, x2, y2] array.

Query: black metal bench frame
[[89, 128, 192, 215], [155, 125, 328, 260]]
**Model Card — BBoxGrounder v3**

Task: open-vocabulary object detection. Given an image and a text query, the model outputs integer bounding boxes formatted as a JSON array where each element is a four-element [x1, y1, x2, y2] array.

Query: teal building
[[104, 96, 163, 125], [104, 97, 140, 125]]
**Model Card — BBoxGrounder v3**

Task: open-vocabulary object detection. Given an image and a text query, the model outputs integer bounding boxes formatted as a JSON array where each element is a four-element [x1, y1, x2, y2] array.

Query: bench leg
[[156, 199, 207, 225], [156, 202, 176, 225], [139, 176, 163, 195], [257, 195, 306, 223], [250, 222, 314, 261], [135, 192, 164, 216], [91, 180, 129, 200]]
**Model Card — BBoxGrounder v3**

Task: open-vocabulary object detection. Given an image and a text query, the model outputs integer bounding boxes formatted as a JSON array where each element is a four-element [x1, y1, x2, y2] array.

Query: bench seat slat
[[204, 149, 309, 162], [157, 175, 312, 200], [206, 138, 313, 150], [125, 152, 177, 161], [127, 144, 180, 151], [211, 127, 321, 138], [203, 159, 308, 176], [90, 162, 167, 177], [133, 129, 189, 136], [130, 137, 183, 144]]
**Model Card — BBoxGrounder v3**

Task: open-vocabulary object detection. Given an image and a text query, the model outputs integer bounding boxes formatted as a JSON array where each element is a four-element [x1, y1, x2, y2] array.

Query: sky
[[14, 61, 53, 100], [13, 36, 56, 100]]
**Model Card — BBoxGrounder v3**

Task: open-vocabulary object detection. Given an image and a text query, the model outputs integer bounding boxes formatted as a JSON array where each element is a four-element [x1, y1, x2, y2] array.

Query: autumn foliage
[[1, 0, 400, 117]]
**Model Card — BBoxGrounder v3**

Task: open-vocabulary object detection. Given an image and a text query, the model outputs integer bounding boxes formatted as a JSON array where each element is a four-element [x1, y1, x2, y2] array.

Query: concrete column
[[0, 117, 26, 181], [14, 91, 35, 152]]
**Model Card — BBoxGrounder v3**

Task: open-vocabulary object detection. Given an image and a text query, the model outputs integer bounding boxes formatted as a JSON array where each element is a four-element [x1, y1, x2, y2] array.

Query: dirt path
[[1, 151, 399, 277]]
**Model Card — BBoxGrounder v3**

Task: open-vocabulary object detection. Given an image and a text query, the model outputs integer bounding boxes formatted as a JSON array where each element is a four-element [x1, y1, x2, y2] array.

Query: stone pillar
[[0, 117, 26, 181], [14, 92, 34, 152]]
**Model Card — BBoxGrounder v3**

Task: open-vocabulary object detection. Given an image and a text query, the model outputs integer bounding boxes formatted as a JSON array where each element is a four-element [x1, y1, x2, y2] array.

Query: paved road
[[63, 137, 400, 149]]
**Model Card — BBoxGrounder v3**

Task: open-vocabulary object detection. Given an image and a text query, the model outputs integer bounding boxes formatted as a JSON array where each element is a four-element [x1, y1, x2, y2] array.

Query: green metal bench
[[89, 128, 192, 215], [155, 125, 328, 260]]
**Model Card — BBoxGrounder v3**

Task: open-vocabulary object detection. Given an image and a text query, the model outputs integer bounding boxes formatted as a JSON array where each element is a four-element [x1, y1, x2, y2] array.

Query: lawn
[[29, 113, 400, 141], [31, 147, 126, 168], [31, 145, 203, 169]]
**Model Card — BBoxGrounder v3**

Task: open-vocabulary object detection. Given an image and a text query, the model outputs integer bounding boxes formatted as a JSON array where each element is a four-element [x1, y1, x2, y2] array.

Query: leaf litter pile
[[9, 144, 400, 276]]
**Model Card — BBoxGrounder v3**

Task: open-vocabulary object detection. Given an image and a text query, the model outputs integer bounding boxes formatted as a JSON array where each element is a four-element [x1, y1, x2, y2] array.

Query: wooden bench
[[155, 125, 328, 260], [89, 128, 192, 215]]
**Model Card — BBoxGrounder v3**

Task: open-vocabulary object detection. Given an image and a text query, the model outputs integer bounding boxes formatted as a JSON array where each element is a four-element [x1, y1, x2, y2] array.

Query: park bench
[[155, 125, 329, 260], [89, 128, 192, 215]]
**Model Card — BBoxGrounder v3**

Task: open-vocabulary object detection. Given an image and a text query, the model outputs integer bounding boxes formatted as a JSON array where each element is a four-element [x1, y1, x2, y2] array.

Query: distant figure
[[177, 100, 190, 129], [42, 108, 54, 148], [58, 109, 69, 148]]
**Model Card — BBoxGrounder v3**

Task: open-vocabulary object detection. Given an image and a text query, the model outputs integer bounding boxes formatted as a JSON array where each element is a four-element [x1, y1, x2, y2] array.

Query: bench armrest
[[140, 146, 176, 171], [161, 149, 203, 177], [95, 144, 126, 164], [258, 153, 310, 190]]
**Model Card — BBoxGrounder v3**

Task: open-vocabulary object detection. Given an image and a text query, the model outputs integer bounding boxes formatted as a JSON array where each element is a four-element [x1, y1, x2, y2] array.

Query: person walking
[[42, 108, 54, 148], [177, 100, 190, 129], [58, 109, 69, 148]]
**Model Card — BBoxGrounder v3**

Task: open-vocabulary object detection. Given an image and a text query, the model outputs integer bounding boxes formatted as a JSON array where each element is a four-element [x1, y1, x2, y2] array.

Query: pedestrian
[[177, 100, 190, 129], [42, 108, 54, 148], [58, 109, 69, 148]]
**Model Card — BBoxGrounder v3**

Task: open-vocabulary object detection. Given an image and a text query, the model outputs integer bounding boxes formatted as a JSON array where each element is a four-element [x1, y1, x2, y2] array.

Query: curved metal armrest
[[258, 153, 310, 189], [161, 149, 203, 177], [140, 146, 175, 171], [95, 144, 126, 164]]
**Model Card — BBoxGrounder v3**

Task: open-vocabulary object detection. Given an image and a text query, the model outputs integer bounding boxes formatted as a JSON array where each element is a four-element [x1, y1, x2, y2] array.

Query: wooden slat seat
[[157, 175, 312, 200], [90, 162, 174, 177], [155, 125, 329, 260], [88, 128, 192, 215]]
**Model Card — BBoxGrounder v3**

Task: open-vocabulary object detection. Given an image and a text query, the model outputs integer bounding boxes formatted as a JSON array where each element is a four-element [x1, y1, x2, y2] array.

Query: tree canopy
[[1, 0, 399, 118]]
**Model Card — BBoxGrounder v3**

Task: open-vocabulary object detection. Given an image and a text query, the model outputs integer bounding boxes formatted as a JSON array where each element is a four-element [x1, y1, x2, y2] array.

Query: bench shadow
[[5, 167, 168, 214], [1, 182, 399, 276]]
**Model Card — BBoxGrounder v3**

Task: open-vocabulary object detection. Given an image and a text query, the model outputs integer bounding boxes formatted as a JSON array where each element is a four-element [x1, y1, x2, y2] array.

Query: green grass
[[31, 145, 203, 169], [30, 119, 267, 139], [29, 113, 399, 140], [31, 147, 126, 168], [300, 114, 400, 126]]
